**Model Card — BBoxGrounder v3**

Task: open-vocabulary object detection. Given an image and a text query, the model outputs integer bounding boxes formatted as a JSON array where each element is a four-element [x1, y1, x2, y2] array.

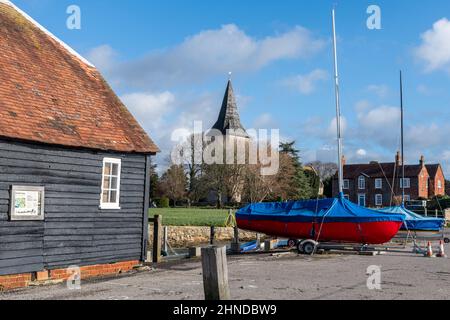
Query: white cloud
[[86, 45, 117, 72], [253, 113, 277, 129], [121, 90, 222, 167], [354, 100, 372, 113], [282, 69, 328, 95], [121, 91, 175, 130], [367, 84, 389, 98], [417, 84, 432, 95], [405, 123, 447, 148], [415, 18, 450, 72], [357, 105, 400, 130], [91, 24, 325, 89], [443, 150, 450, 161], [356, 149, 368, 157], [299, 98, 450, 176], [327, 116, 347, 137]]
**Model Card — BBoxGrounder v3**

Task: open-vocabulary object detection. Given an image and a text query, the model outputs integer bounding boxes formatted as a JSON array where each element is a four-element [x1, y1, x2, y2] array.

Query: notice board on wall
[[10, 186, 45, 221]]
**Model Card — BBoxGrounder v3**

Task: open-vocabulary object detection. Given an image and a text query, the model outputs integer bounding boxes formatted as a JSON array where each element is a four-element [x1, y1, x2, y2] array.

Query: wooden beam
[[201, 246, 230, 300], [141, 155, 151, 262], [210, 226, 215, 245], [152, 215, 162, 264]]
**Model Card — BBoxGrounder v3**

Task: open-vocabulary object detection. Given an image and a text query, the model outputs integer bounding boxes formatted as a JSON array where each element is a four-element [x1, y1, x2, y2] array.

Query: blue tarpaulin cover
[[379, 206, 445, 231], [237, 195, 406, 224]]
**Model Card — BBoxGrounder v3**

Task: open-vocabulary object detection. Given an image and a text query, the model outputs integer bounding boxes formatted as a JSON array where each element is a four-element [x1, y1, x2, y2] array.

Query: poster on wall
[[10, 186, 45, 221]]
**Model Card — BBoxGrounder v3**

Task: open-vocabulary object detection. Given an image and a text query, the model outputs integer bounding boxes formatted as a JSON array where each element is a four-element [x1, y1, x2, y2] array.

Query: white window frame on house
[[358, 194, 366, 207], [438, 180, 442, 189], [404, 195, 411, 202], [375, 178, 383, 189], [375, 194, 383, 206], [100, 158, 122, 210], [344, 194, 350, 200], [358, 176, 366, 190], [400, 178, 411, 189], [343, 179, 350, 190]]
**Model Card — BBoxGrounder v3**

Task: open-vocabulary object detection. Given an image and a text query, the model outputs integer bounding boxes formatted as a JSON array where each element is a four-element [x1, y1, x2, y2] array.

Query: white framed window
[[358, 176, 366, 190], [100, 158, 122, 210], [438, 180, 442, 189], [358, 194, 366, 207], [400, 178, 411, 189], [375, 178, 383, 189], [375, 194, 383, 206], [343, 179, 350, 190], [344, 194, 350, 200], [404, 195, 411, 202]]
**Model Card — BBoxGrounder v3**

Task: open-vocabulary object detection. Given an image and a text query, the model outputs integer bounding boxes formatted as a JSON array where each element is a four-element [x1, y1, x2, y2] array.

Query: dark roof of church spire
[[211, 80, 249, 138]]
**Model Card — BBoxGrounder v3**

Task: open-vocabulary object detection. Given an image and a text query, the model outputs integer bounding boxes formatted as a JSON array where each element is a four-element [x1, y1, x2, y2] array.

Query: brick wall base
[[0, 260, 140, 291]]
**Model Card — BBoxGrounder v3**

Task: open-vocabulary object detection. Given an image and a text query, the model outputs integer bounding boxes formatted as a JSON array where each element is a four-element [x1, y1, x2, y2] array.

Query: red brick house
[[332, 153, 446, 207]]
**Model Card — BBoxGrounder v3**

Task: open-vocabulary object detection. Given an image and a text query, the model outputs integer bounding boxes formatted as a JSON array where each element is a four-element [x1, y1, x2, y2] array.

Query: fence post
[[231, 226, 240, 253], [201, 246, 230, 300], [153, 215, 162, 263], [210, 226, 216, 245], [163, 226, 168, 256]]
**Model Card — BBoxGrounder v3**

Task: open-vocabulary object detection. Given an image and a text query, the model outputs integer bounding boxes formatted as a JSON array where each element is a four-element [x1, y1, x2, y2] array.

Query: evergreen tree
[[149, 160, 160, 200], [279, 141, 313, 200]]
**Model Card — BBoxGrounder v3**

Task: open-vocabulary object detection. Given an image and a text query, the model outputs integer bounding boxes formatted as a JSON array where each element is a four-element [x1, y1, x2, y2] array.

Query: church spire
[[211, 79, 249, 138]]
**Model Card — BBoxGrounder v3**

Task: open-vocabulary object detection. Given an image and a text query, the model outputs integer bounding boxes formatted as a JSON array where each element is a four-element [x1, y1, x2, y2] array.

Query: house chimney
[[342, 155, 346, 166], [420, 155, 425, 167], [395, 151, 402, 167]]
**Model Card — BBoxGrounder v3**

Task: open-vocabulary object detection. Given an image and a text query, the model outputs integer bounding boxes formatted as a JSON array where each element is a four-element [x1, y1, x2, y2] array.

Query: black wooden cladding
[[0, 139, 148, 276]]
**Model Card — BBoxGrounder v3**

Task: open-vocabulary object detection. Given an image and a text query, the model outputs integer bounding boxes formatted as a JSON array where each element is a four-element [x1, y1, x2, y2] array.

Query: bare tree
[[242, 163, 276, 203], [159, 164, 188, 206], [306, 161, 338, 182]]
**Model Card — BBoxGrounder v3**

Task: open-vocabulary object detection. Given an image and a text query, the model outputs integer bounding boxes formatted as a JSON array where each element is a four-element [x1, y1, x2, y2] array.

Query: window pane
[[104, 163, 112, 175], [110, 191, 117, 203], [103, 176, 111, 189], [110, 176, 118, 190], [112, 163, 119, 176], [102, 190, 109, 203]]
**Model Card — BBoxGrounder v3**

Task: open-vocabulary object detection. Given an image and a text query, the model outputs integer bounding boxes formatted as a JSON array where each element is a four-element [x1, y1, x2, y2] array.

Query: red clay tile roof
[[426, 164, 441, 178], [0, 2, 159, 154], [341, 162, 424, 179]]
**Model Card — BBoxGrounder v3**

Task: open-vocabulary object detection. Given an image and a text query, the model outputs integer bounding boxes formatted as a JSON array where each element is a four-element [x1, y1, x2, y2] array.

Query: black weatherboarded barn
[[0, 1, 159, 286]]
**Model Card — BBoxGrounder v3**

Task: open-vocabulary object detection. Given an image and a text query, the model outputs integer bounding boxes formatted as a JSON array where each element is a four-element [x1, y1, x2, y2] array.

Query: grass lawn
[[149, 208, 231, 227]]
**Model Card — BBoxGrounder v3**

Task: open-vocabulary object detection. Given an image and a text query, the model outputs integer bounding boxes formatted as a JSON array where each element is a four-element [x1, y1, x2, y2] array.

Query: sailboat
[[378, 72, 445, 232], [236, 9, 405, 245]]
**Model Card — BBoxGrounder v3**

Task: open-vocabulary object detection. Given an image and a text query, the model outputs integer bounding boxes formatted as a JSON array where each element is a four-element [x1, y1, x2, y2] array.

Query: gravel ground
[[1, 242, 449, 301]]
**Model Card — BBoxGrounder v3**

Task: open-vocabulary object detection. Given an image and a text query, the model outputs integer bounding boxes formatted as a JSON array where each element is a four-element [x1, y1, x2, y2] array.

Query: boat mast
[[332, 9, 344, 195], [400, 71, 405, 205]]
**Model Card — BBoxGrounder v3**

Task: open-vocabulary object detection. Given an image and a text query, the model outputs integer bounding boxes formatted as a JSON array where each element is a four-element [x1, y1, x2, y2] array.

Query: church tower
[[205, 79, 250, 205], [211, 79, 249, 139]]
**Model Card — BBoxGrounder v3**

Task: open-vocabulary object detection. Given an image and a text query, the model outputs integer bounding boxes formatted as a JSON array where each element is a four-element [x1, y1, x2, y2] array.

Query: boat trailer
[[292, 230, 449, 256]]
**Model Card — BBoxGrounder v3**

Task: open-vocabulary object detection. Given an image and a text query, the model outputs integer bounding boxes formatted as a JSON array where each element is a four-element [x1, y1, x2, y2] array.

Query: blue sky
[[13, 0, 450, 175]]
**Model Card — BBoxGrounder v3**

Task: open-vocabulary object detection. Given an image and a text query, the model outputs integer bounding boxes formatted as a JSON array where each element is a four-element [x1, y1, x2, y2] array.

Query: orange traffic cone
[[437, 241, 447, 258], [425, 242, 434, 258]]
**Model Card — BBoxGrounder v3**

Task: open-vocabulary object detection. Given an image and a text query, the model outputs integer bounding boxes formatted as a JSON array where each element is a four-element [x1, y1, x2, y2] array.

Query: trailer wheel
[[297, 241, 304, 254], [299, 240, 317, 255], [445, 238, 450, 244]]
